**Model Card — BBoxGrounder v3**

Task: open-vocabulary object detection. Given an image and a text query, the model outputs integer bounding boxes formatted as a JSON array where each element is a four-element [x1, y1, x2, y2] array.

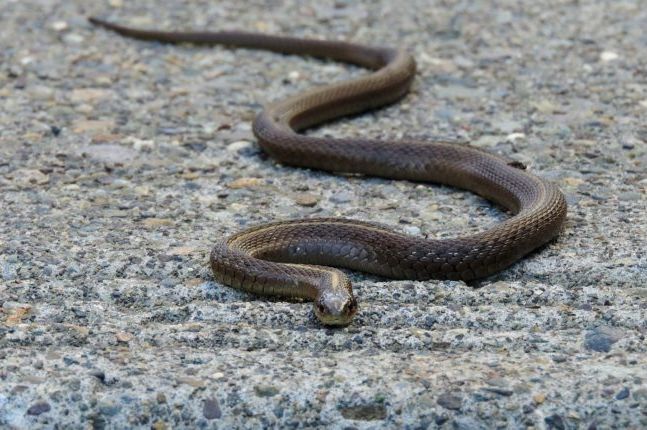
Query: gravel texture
[[1, 0, 646, 428]]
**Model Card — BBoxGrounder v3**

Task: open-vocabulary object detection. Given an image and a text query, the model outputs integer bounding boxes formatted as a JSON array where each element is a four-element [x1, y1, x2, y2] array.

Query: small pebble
[[339, 404, 387, 421], [599, 51, 619, 62], [26, 402, 51, 416], [544, 414, 565, 430], [615, 387, 630, 400], [50, 21, 68, 31], [227, 140, 254, 153], [228, 177, 264, 189], [254, 385, 279, 397], [584, 327, 623, 352], [294, 193, 319, 207], [115, 332, 133, 343], [62, 33, 84, 44], [203, 398, 222, 419], [506, 132, 525, 142], [436, 392, 462, 410]]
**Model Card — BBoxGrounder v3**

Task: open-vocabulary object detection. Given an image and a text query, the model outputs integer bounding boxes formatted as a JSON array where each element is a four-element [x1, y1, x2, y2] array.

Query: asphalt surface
[[1, 0, 645, 428]]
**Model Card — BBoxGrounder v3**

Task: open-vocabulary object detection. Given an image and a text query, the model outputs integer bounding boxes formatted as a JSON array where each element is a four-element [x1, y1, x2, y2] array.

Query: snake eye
[[346, 299, 358, 314], [316, 303, 326, 314]]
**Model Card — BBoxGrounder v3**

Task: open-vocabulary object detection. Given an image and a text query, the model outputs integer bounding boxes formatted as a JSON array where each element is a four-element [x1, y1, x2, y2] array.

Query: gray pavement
[[1, 0, 645, 428]]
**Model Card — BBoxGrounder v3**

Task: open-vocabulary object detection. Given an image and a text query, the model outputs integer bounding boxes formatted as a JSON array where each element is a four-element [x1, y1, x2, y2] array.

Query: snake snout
[[313, 293, 358, 327]]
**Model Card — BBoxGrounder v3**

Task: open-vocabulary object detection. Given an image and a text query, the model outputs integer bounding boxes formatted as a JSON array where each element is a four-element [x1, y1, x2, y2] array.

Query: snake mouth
[[315, 313, 354, 327]]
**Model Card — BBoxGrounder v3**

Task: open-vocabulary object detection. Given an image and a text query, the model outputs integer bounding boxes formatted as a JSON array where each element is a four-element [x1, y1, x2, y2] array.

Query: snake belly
[[89, 17, 567, 326]]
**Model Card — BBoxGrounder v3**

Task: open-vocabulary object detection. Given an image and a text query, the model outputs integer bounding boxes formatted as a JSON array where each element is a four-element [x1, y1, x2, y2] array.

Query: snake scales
[[90, 17, 567, 326]]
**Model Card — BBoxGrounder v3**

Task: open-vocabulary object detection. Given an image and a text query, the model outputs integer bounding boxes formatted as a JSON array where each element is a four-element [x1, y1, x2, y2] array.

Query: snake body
[[90, 18, 567, 326]]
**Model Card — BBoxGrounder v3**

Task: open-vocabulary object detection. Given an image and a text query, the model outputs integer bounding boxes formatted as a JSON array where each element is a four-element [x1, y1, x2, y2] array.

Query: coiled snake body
[[90, 18, 567, 326]]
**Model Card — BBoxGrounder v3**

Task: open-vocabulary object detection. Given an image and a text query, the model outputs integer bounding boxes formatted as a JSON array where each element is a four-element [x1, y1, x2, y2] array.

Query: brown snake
[[90, 17, 567, 326]]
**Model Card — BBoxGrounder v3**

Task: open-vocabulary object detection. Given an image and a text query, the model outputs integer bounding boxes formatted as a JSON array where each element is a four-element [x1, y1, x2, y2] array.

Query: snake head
[[313, 290, 358, 327]]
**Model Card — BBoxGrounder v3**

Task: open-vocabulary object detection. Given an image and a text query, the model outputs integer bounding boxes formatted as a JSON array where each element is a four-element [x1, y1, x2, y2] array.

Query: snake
[[89, 17, 567, 326]]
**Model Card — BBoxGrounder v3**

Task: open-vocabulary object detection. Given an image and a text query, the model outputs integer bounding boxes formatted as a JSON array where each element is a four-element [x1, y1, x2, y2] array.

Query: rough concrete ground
[[1, 0, 646, 428]]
